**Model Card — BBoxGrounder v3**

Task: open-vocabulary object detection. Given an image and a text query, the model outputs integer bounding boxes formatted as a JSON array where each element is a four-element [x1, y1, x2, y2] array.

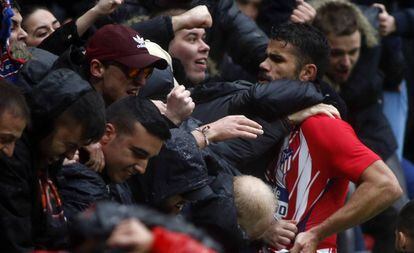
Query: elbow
[[380, 175, 404, 205], [388, 182, 403, 203]]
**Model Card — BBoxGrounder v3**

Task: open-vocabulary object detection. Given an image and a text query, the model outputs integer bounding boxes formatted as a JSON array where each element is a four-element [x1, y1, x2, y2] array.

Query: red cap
[[86, 24, 168, 70]]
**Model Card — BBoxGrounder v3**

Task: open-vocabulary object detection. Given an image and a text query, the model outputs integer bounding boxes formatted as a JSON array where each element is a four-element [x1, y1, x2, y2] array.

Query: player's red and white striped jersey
[[265, 115, 380, 249]]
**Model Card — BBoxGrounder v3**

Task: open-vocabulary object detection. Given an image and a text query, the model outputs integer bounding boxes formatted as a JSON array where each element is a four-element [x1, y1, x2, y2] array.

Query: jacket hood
[[309, 0, 379, 48], [148, 127, 211, 205], [17, 47, 58, 93], [26, 68, 93, 136]]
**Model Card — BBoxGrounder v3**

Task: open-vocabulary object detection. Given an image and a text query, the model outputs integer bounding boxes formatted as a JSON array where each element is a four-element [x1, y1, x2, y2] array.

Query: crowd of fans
[[0, 0, 413, 252]]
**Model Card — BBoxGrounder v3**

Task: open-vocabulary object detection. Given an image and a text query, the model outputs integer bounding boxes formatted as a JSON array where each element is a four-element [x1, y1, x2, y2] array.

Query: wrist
[[90, 6, 105, 17], [307, 227, 324, 243], [171, 16, 183, 32], [195, 125, 211, 146], [164, 111, 181, 126]]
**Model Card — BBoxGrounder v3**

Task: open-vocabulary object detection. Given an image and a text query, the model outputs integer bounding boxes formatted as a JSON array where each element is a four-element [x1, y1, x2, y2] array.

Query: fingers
[[313, 103, 340, 119], [373, 3, 386, 13], [168, 85, 185, 98], [290, 242, 302, 253], [85, 150, 105, 172], [263, 221, 298, 249], [290, 0, 316, 23], [227, 115, 264, 139], [151, 100, 167, 114], [174, 5, 212, 31], [232, 115, 263, 129], [165, 85, 194, 124], [306, 103, 340, 119], [82, 143, 105, 172]]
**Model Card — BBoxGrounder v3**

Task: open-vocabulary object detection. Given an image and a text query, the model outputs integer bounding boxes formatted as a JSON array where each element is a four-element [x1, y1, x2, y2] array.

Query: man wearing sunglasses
[[85, 24, 168, 105]]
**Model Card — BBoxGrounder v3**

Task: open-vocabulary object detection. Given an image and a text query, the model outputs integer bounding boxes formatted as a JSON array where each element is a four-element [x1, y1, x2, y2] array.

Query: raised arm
[[228, 80, 324, 120]]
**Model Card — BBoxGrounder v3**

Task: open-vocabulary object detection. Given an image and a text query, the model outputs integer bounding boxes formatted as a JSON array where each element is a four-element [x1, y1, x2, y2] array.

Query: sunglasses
[[105, 61, 154, 80], [127, 66, 153, 79]]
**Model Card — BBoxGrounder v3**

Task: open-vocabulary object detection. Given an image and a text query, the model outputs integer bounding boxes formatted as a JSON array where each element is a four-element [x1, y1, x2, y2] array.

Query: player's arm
[[290, 160, 403, 253]]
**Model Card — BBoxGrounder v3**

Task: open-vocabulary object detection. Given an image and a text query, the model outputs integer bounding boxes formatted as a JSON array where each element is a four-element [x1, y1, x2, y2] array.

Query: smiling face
[[168, 28, 210, 85], [326, 31, 361, 85], [258, 40, 301, 83], [38, 116, 88, 165], [24, 9, 61, 47], [101, 122, 163, 183], [92, 60, 152, 105]]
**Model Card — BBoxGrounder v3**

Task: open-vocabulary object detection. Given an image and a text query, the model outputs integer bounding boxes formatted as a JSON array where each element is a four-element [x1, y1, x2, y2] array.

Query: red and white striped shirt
[[266, 115, 380, 250]]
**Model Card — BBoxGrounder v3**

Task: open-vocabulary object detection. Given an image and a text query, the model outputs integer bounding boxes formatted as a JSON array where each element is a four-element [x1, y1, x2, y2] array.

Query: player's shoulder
[[302, 114, 349, 128]]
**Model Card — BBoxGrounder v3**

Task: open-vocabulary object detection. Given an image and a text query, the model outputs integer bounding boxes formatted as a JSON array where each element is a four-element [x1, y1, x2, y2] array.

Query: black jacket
[[394, 8, 414, 37], [57, 163, 134, 222], [191, 80, 325, 174], [339, 45, 398, 160], [0, 69, 96, 251], [0, 137, 38, 252], [37, 21, 84, 56]]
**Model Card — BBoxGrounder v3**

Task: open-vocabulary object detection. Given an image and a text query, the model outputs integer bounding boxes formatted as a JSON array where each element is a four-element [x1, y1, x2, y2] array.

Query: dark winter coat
[[56, 163, 134, 222], [0, 69, 94, 251], [190, 80, 325, 173]]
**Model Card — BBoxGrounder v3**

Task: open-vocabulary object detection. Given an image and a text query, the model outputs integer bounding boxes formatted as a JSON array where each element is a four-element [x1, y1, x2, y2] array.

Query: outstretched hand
[[288, 103, 340, 125], [93, 0, 124, 15], [192, 115, 263, 148], [206, 115, 264, 142], [373, 3, 396, 37], [290, 0, 316, 24]]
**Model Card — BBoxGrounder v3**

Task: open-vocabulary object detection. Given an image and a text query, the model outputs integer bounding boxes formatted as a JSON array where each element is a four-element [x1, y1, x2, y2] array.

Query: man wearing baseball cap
[[85, 24, 168, 105]]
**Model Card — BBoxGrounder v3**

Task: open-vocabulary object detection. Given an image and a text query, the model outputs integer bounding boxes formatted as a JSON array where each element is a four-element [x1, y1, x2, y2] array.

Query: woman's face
[[24, 9, 61, 47]]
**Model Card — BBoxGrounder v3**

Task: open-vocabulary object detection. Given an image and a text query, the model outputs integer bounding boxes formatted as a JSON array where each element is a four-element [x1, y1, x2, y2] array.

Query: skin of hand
[[191, 115, 264, 149], [205, 115, 264, 142], [63, 150, 79, 165], [164, 85, 195, 125], [172, 5, 213, 32], [93, 0, 124, 15], [151, 100, 167, 115], [290, 161, 402, 253], [373, 3, 397, 37], [290, 0, 316, 24], [289, 230, 319, 253], [288, 103, 341, 125], [76, 0, 123, 36], [83, 143, 105, 172], [107, 219, 154, 253], [262, 219, 298, 250]]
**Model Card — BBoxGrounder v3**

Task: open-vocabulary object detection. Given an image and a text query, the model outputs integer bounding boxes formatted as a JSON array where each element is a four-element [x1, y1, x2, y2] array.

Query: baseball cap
[[86, 24, 168, 70]]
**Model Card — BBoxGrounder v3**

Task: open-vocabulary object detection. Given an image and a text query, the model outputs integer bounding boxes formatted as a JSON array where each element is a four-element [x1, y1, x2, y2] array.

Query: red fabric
[[151, 227, 217, 253], [266, 115, 380, 249]]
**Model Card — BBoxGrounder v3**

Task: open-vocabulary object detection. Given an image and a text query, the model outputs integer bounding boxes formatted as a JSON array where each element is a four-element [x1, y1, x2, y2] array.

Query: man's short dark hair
[[270, 22, 330, 79], [312, 2, 359, 37], [106, 96, 171, 141], [61, 90, 106, 144], [397, 201, 414, 238], [0, 78, 29, 122]]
